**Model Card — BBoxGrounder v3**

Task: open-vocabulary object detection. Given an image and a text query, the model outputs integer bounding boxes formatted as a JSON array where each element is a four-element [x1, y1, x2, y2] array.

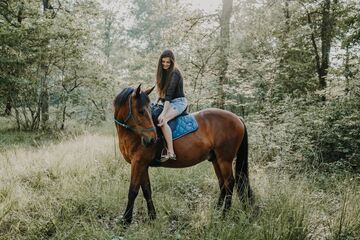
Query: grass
[[0, 122, 359, 239], [0, 116, 86, 152]]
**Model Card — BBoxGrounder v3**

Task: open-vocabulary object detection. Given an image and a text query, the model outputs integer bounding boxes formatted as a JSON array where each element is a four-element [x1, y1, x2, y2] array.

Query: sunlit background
[[183, 0, 221, 12]]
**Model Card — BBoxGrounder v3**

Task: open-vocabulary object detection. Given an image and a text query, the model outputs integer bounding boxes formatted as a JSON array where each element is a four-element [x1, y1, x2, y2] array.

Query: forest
[[0, 0, 359, 239]]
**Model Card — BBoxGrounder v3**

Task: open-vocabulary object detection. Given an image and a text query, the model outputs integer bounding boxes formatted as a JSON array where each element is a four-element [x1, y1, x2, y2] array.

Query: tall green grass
[[0, 130, 359, 239]]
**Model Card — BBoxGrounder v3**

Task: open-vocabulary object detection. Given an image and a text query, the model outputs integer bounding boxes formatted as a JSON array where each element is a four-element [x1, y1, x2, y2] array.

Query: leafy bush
[[252, 92, 360, 173], [296, 96, 360, 172]]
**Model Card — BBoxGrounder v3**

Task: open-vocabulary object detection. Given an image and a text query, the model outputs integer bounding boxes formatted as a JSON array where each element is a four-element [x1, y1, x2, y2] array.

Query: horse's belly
[[159, 134, 212, 168], [160, 152, 209, 168]]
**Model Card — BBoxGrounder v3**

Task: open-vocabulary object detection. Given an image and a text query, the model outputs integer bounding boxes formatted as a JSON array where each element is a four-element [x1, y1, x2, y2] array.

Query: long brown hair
[[156, 49, 176, 98]]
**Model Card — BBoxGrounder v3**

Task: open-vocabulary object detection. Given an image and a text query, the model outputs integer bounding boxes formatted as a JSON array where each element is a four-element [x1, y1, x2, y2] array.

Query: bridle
[[114, 94, 156, 134]]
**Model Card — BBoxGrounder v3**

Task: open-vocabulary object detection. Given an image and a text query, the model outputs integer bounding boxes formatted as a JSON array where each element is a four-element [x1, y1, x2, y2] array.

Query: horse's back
[[194, 108, 243, 121], [194, 108, 245, 133], [193, 108, 246, 149]]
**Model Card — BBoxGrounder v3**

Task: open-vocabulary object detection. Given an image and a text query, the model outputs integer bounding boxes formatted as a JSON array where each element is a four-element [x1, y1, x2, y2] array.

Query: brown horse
[[113, 85, 253, 224]]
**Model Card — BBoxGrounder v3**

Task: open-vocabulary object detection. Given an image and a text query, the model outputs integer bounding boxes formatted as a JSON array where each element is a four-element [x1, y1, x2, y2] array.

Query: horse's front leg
[[141, 167, 156, 220], [122, 161, 146, 225]]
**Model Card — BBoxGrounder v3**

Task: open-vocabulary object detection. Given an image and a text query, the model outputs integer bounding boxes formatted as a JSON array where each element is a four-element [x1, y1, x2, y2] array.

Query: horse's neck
[[117, 128, 158, 163], [118, 129, 140, 146]]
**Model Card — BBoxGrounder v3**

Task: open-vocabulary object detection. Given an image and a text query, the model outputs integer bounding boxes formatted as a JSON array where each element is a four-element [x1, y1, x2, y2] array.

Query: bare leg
[[159, 107, 178, 157], [160, 122, 174, 155]]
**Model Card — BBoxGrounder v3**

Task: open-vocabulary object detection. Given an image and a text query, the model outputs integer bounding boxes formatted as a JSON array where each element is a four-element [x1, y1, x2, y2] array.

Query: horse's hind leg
[[212, 160, 225, 210], [218, 160, 235, 214], [213, 144, 237, 215]]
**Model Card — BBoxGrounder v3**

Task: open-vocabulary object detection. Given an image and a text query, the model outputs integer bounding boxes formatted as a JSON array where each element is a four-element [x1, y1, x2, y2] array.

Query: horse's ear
[[144, 86, 155, 96], [134, 84, 141, 97]]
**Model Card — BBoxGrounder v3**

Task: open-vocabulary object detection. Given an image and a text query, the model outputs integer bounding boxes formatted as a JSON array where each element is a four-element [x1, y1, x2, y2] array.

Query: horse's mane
[[114, 87, 150, 110], [114, 87, 134, 107]]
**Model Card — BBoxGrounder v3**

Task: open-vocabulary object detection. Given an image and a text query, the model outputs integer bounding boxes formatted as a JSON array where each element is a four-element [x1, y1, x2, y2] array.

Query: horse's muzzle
[[142, 136, 157, 147]]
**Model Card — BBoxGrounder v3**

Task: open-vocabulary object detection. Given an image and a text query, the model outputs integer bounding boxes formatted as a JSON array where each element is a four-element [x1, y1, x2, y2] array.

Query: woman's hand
[[157, 115, 165, 127], [158, 101, 170, 127]]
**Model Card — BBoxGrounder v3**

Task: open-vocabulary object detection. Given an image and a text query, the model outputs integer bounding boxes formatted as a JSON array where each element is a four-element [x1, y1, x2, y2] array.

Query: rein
[[114, 94, 156, 133]]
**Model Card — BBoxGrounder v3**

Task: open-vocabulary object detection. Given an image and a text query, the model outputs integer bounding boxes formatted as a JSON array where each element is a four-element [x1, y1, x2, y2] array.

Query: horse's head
[[114, 84, 157, 146]]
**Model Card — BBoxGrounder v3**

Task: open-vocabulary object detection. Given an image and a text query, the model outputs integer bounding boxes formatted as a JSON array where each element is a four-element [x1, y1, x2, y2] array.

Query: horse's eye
[[139, 110, 145, 116]]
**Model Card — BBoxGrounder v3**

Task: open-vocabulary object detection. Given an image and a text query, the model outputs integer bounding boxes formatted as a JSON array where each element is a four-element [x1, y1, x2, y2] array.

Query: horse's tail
[[235, 119, 254, 206]]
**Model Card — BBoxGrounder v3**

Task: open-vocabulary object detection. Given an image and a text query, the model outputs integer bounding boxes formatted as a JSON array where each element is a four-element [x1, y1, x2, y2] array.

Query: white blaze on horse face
[[162, 57, 171, 70]]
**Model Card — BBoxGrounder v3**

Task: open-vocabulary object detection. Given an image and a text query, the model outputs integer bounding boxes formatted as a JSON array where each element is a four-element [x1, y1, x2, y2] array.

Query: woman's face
[[161, 57, 171, 70]]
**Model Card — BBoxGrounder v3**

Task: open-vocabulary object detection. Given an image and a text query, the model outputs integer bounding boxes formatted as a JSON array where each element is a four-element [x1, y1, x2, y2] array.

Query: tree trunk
[[278, 0, 291, 88], [14, 107, 21, 130], [39, 0, 53, 129], [60, 104, 66, 130], [5, 95, 12, 115], [284, 0, 290, 34], [40, 64, 49, 129], [307, 0, 336, 102], [318, 0, 332, 92], [42, 0, 53, 12], [217, 0, 233, 109], [344, 45, 350, 95], [104, 14, 113, 63]]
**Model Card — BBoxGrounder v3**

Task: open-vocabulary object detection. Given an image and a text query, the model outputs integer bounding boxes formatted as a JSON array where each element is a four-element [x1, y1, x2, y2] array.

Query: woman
[[156, 49, 187, 162]]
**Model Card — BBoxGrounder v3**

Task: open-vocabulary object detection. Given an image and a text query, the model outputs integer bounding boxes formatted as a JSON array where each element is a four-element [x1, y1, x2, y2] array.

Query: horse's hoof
[[149, 213, 157, 221], [118, 217, 132, 227]]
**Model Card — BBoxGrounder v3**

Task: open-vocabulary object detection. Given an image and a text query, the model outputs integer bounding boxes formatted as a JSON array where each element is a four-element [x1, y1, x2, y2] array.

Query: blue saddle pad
[[168, 114, 198, 140], [150, 103, 198, 140]]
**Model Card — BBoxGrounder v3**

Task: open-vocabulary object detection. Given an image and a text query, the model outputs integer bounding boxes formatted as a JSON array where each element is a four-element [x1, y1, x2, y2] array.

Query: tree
[[303, 0, 339, 101], [0, 0, 114, 130], [217, 0, 233, 109]]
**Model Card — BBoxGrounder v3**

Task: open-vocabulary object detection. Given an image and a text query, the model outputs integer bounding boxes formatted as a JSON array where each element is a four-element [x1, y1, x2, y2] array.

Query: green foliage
[[251, 88, 360, 173], [303, 97, 360, 170], [0, 0, 114, 130], [128, 0, 180, 51]]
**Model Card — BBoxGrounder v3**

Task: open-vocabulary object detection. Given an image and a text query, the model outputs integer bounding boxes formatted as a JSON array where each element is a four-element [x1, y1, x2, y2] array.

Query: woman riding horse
[[156, 49, 187, 162], [113, 86, 253, 225]]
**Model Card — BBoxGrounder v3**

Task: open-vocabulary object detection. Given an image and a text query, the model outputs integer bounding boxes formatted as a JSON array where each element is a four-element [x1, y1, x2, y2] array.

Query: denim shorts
[[170, 97, 187, 115]]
